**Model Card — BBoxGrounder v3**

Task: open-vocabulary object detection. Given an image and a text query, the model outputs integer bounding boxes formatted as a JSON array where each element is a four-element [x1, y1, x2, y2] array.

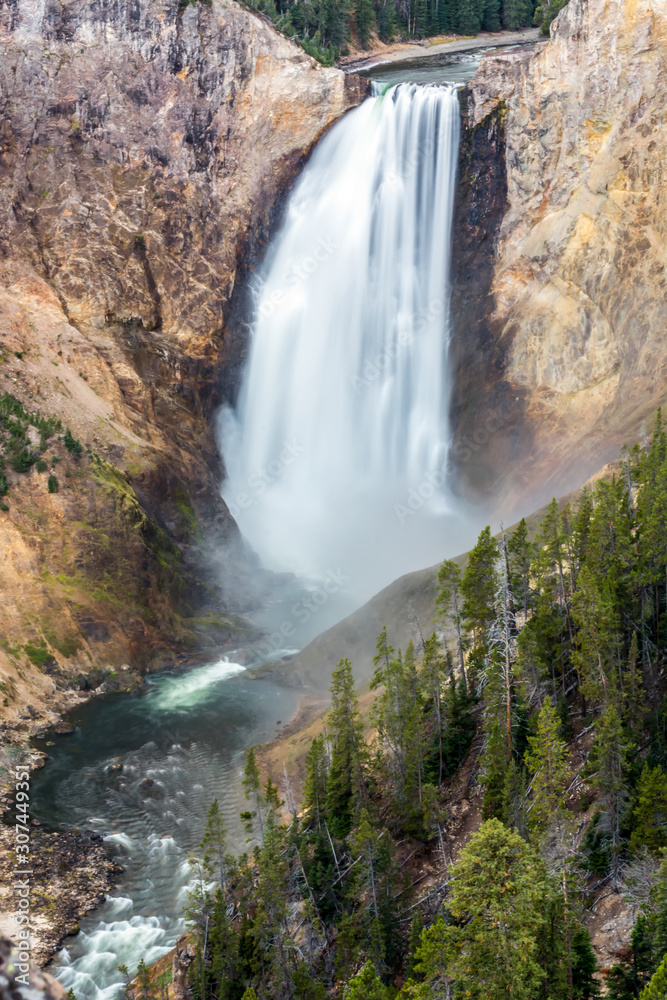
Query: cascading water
[[220, 83, 467, 601], [31, 72, 486, 1000]]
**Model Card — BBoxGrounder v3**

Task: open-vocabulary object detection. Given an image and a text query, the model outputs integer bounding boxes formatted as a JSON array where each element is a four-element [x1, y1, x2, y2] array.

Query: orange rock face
[[0, 0, 367, 722]]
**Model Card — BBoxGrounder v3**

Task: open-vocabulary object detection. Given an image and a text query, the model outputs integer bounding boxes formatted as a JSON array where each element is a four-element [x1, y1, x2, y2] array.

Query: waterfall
[[220, 83, 464, 601]]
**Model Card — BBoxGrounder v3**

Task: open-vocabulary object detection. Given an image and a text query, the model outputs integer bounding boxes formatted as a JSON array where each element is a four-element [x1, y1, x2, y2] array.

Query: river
[[30, 41, 520, 1000]]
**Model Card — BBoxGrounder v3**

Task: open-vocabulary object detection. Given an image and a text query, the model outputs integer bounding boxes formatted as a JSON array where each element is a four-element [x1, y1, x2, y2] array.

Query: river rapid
[[29, 42, 522, 1000]]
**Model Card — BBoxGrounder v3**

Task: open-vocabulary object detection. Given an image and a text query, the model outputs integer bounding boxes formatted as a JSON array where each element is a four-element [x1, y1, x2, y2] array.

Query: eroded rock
[[450, 0, 667, 509]]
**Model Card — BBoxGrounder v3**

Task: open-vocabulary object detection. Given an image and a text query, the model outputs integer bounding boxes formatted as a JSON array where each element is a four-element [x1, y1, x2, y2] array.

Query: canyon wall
[[0, 0, 367, 727], [450, 0, 667, 511]]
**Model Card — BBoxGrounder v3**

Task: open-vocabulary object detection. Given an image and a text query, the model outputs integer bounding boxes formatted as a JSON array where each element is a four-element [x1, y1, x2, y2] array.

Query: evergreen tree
[[327, 658, 366, 837], [200, 798, 229, 895], [571, 566, 617, 708], [208, 886, 239, 1000], [436, 559, 468, 692], [302, 735, 328, 830], [376, 0, 396, 39], [371, 634, 426, 830], [419, 819, 551, 1000], [501, 0, 531, 28], [525, 697, 570, 837], [630, 764, 667, 855], [481, 0, 501, 29], [571, 923, 601, 999], [654, 853, 667, 961], [481, 716, 509, 820], [241, 746, 264, 838], [508, 517, 533, 620], [456, 0, 483, 33], [343, 961, 390, 999], [640, 954, 667, 1000], [406, 910, 424, 980], [461, 526, 500, 650], [590, 703, 630, 888], [354, 0, 376, 47], [251, 812, 293, 997], [350, 811, 401, 972], [534, 0, 571, 34]]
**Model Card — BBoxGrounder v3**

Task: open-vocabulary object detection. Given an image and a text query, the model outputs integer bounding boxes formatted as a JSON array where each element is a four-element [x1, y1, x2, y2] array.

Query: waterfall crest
[[220, 84, 463, 599]]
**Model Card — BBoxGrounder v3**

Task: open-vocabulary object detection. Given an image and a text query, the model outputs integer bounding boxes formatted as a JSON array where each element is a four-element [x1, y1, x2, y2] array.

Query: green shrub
[[23, 643, 53, 668], [36, 458, 48, 473], [48, 474, 59, 494], [0, 393, 62, 475], [64, 429, 83, 459]]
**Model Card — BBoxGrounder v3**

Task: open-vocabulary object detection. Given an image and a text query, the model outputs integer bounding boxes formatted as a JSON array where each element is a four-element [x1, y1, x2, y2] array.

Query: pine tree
[[571, 923, 601, 999], [501, 0, 531, 28], [355, 0, 375, 47], [571, 566, 617, 708], [420, 819, 550, 1000], [376, 0, 396, 39], [481, 0, 501, 29], [590, 703, 630, 888], [508, 517, 533, 620], [640, 954, 667, 1000], [461, 526, 500, 650], [406, 910, 424, 980], [350, 812, 387, 972], [343, 961, 390, 999], [208, 886, 239, 1000], [265, 775, 283, 814], [525, 698, 570, 837], [481, 716, 509, 820], [200, 798, 229, 895], [456, 0, 483, 33], [630, 764, 667, 855], [327, 658, 366, 837], [654, 853, 667, 961], [436, 559, 468, 692], [421, 633, 446, 784], [302, 735, 328, 830], [241, 746, 264, 837], [135, 960, 153, 1000], [535, 0, 571, 35], [251, 811, 293, 996], [371, 635, 425, 829]]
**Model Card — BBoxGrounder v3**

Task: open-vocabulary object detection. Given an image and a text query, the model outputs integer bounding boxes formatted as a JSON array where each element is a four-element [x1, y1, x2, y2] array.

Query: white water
[[220, 83, 467, 601], [36, 664, 299, 1000]]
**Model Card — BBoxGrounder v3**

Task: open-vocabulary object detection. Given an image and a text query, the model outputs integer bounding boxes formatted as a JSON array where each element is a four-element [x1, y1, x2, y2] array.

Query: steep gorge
[[450, 0, 667, 510], [0, 0, 367, 727]]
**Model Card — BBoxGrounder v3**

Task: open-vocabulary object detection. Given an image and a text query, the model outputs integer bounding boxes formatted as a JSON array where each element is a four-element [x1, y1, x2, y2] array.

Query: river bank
[[338, 27, 541, 73]]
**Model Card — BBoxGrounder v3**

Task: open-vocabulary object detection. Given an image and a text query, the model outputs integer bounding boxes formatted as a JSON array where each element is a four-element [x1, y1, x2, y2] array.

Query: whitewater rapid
[[38, 662, 298, 1000], [220, 83, 462, 600]]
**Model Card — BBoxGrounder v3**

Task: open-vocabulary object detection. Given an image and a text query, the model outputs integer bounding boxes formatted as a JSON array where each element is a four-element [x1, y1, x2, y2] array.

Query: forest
[[127, 417, 667, 999], [235, 0, 570, 65]]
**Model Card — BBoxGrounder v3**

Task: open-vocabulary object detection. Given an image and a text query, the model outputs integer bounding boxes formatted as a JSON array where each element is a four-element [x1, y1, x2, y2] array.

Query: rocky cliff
[[0, 0, 367, 728], [450, 0, 667, 511]]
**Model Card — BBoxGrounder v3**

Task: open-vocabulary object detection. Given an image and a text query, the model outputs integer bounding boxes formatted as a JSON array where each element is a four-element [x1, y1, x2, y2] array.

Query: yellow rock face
[[458, 0, 667, 506]]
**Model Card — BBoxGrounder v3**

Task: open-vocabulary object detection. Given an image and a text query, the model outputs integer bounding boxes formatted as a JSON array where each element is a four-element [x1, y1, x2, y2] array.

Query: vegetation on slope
[[124, 414, 667, 1000], [237, 0, 568, 66]]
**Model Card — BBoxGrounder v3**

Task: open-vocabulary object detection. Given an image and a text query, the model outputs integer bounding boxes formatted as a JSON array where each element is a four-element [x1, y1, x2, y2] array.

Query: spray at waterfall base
[[220, 83, 478, 598]]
